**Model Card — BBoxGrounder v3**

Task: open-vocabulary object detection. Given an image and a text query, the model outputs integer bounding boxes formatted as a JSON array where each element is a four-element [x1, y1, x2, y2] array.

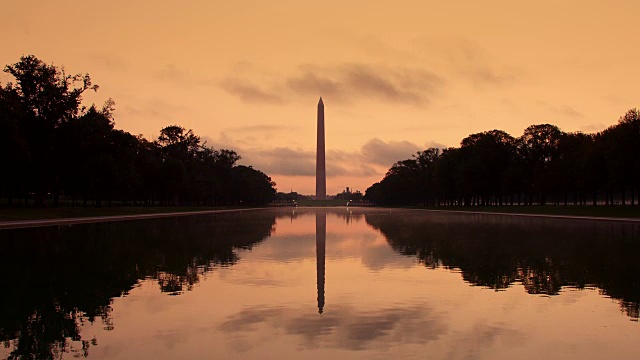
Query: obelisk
[[316, 97, 326, 200]]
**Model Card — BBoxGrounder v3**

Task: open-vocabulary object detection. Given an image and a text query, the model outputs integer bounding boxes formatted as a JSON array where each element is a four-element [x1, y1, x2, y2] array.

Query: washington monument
[[316, 97, 326, 200]]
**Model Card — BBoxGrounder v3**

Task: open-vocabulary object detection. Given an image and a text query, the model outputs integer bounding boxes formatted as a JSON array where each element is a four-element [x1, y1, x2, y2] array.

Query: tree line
[[0, 55, 276, 207], [365, 110, 640, 206]]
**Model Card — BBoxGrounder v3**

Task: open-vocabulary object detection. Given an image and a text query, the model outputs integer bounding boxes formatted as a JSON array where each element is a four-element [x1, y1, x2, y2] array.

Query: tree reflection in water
[[365, 211, 640, 320], [0, 211, 277, 359], [3, 208, 640, 359]]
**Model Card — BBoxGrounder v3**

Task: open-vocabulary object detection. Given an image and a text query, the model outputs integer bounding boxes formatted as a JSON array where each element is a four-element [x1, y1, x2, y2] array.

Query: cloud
[[286, 72, 341, 98], [220, 78, 283, 103], [468, 66, 509, 86], [424, 140, 448, 150], [221, 63, 444, 106], [458, 43, 510, 85], [226, 124, 291, 133], [201, 133, 239, 151], [361, 138, 422, 167], [155, 63, 191, 83], [243, 147, 316, 176], [219, 37, 521, 105], [454, 40, 518, 87], [343, 64, 440, 104], [155, 63, 216, 87], [413, 36, 519, 88], [219, 37, 518, 106], [239, 139, 421, 178], [240, 147, 379, 178], [579, 123, 606, 133], [538, 101, 584, 118], [120, 96, 186, 119], [204, 133, 438, 181], [552, 104, 584, 118], [326, 149, 380, 177], [86, 53, 130, 71]]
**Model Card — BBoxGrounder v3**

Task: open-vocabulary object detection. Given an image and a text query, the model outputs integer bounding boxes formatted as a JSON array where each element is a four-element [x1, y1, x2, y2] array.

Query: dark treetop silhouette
[[365, 111, 640, 207], [0, 55, 276, 208]]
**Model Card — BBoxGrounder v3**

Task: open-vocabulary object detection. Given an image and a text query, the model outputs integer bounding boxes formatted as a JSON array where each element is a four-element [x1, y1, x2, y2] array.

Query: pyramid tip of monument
[[318, 96, 323, 104]]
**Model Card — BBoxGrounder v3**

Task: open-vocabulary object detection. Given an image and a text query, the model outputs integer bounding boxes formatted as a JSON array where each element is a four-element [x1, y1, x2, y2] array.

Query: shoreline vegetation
[[364, 111, 640, 208], [1, 55, 277, 209]]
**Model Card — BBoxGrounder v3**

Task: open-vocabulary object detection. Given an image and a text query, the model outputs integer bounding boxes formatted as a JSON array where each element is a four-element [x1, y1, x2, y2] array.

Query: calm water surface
[[1, 208, 640, 359]]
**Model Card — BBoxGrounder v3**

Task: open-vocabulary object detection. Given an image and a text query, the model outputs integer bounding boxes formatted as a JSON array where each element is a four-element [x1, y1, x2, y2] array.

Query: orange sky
[[2, 0, 638, 195]]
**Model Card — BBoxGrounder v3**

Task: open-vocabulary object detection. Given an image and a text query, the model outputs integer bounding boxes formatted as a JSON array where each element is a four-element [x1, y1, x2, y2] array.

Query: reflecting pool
[[1, 208, 640, 359]]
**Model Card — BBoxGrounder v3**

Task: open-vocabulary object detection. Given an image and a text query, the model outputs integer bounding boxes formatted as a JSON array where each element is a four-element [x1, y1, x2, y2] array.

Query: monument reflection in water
[[316, 211, 326, 314], [1, 208, 640, 360]]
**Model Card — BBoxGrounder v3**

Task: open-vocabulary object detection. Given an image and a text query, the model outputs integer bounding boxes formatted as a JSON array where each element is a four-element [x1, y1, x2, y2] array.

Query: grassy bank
[[0, 206, 246, 222]]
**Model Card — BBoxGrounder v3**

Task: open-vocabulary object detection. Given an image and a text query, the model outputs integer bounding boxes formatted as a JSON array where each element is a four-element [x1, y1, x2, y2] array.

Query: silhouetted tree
[[2, 55, 98, 206], [57, 103, 116, 207], [602, 109, 640, 206], [230, 165, 277, 205], [0, 56, 277, 208], [459, 130, 516, 205], [517, 124, 564, 205], [0, 86, 30, 206], [365, 111, 640, 207]]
